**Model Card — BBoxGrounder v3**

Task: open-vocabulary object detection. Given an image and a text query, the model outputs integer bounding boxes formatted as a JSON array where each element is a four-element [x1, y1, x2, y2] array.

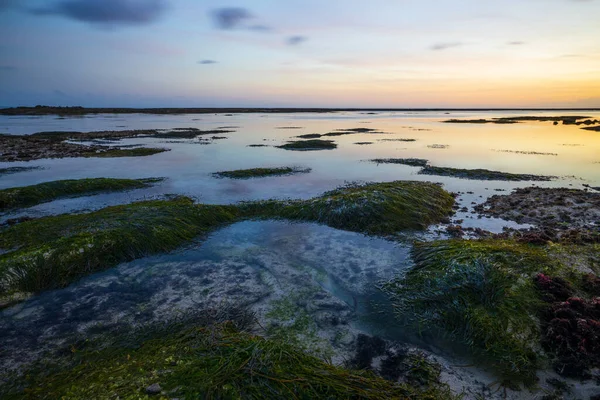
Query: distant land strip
[[1, 106, 599, 116]]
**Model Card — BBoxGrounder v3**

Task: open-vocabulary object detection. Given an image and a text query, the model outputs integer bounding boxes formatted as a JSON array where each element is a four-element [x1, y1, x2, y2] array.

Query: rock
[[146, 383, 162, 395]]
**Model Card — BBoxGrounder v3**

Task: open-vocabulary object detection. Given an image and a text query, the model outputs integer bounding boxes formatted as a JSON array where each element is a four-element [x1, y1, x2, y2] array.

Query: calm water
[[1, 111, 599, 377], [1, 111, 599, 214]]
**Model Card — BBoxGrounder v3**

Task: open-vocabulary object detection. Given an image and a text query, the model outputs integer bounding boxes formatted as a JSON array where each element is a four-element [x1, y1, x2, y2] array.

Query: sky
[[0, 0, 599, 108]]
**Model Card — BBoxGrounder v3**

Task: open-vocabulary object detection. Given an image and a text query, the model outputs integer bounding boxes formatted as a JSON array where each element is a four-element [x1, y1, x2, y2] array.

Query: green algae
[[265, 288, 334, 359], [240, 181, 455, 236], [0, 181, 454, 298], [420, 165, 554, 181], [0, 197, 240, 295], [0, 181, 454, 300], [382, 239, 555, 385], [212, 167, 311, 179], [371, 158, 429, 167], [0, 318, 455, 400], [277, 139, 337, 151], [0, 178, 162, 211], [381, 239, 600, 386]]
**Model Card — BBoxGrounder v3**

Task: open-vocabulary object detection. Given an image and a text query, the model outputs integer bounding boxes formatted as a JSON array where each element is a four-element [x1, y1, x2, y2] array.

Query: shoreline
[[2, 106, 600, 116]]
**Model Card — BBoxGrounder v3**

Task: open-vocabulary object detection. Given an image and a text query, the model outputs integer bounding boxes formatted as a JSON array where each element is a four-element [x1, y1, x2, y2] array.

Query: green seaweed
[[0, 178, 162, 211], [0, 317, 455, 400], [382, 239, 562, 385], [277, 139, 337, 150], [420, 165, 553, 181], [213, 167, 310, 179], [240, 181, 455, 236], [371, 158, 429, 167], [0, 197, 240, 295], [0, 181, 454, 297]]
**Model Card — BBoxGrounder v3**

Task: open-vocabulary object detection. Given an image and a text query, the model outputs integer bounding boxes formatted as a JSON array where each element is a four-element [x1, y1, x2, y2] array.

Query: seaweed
[[212, 167, 311, 179], [382, 239, 554, 385], [277, 139, 337, 151], [296, 133, 323, 139], [0, 181, 454, 298], [420, 166, 553, 181], [535, 273, 600, 378], [153, 128, 234, 139], [240, 181, 455, 236], [0, 316, 455, 400], [0, 178, 162, 211], [371, 158, 428, 167], [0, 197, 240, 295]]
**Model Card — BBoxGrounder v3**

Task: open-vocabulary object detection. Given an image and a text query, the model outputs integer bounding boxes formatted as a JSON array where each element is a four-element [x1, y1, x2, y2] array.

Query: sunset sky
[[1, 0, 599, 108]]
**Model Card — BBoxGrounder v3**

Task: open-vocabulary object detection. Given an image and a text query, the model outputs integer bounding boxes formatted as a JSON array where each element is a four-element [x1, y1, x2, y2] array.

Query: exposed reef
[[0, 133, 169, 162], [212, 167, 311, 179], [382, 238, 600, 385], [474, 187, 600, 241], [420, 166, 554, 181], [239, 181, 455, 236], [371, 158, 428, 167], [0, 310, 455, 400], [0, 178, 162, 212], [0, 181, 454, 301], [444, 116, 600, 129], [277, 139, 337, 151], [295, 128, 384, 139]]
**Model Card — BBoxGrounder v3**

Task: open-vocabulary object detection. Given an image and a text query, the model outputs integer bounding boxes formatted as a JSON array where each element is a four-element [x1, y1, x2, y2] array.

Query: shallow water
[[1, 111, 599, 396], [0, 220, 411, 369], [1, 111, 598, 223]]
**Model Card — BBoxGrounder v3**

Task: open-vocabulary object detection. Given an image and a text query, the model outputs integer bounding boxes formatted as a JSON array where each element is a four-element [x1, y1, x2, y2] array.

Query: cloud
[[508, 41, 525, 45], [198, 60, 218, 65], [0, 0, 15, 10], [248, 24, 272, 32], [31, 0, 168, 26], [0, 65, 17, 71], [430, 42, 463, 51], [211, 7, 253, 30], [287, 35, 308, 46]]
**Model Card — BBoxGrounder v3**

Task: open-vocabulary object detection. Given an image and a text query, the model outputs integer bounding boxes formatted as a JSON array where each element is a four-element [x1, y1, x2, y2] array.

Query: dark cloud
[[508, 41, 525, 45], [287, 35, 307, 46], [31, 0, 168, 26], [0, 0, 15, 10], [430, 42, 463, 51], [198, 60, 218, 65], [211, 7, 252, 30]]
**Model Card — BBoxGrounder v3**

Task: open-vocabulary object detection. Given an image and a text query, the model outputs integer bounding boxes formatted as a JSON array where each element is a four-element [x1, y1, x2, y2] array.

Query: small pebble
[[146, 383, 162, 395]]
